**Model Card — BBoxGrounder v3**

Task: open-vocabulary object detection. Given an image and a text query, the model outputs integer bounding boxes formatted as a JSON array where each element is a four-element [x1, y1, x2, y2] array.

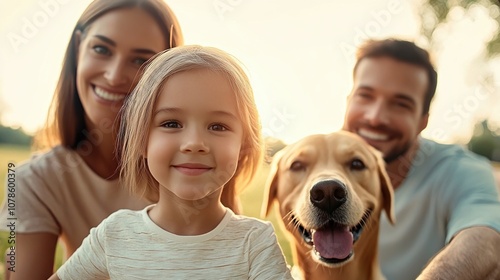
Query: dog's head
[[262, 131, 394, 267]]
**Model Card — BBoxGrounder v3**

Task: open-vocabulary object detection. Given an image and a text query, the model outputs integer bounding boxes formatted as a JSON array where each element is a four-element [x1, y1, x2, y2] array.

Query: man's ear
[[418, 113, 429, 134]]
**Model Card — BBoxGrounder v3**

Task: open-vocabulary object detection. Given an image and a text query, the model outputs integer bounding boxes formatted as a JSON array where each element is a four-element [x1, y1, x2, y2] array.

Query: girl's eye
[[209, 124, 227, 131], [92, 45, 111, 56], [161, 121, 181, 128]]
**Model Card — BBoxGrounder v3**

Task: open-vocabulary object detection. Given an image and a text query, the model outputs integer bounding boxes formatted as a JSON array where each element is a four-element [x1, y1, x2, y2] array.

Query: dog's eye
[[290, 161, 306, 171], [350, 158, 366, 171]]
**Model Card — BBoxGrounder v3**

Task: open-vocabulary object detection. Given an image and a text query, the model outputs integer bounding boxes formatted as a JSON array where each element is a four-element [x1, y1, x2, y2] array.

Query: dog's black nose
[[310, 179, 347, 213]]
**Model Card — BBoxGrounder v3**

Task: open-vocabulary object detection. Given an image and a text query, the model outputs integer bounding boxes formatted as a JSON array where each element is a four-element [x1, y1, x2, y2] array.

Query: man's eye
[[396, 101, 412, 110], [356, 92, 372, 99]]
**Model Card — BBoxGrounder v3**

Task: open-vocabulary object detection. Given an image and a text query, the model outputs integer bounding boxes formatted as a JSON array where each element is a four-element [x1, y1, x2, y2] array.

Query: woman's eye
[[161, 121, 181, 128], [92, 45, 110, 56], [209, 124, 228, 131], [132, 57, 148, 66]]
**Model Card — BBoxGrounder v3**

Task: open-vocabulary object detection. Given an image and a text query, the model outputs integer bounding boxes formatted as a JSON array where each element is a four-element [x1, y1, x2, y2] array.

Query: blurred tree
[[0, 125, 32, 147], [0, 124, 32, 147], [0, 79, 32, 147], [420, 0, 500, 145], [467, 119, 500, 162], [420, 0, 500, 57]]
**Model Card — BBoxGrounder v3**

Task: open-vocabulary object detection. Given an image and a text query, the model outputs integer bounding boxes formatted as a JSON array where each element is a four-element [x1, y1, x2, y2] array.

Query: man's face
[[343, 57, 429, 163]]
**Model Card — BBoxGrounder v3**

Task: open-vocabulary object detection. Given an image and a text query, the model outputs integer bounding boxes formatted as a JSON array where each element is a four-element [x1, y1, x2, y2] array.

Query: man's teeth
[[94, 87, 126, 101], [358, 129, 389, 141]]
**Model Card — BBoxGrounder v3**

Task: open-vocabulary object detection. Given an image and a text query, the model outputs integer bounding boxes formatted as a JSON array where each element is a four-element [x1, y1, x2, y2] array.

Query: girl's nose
[[180, 129, 209, 153]]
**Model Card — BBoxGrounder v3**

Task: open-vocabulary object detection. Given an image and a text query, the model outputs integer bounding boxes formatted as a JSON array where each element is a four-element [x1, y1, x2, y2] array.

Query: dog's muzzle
[[292, 179, 372, 264]]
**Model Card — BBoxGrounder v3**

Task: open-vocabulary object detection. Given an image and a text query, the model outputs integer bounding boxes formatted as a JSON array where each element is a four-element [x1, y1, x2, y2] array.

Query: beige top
[[0, 145, 150, 256], [57, 206, 293, 280]]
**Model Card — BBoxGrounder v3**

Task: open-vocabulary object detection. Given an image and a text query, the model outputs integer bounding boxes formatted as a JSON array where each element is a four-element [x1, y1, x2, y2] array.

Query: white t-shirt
[[379, 138, 500, 280], [0, 146, 150, 255], [57, 205, 293, 280]]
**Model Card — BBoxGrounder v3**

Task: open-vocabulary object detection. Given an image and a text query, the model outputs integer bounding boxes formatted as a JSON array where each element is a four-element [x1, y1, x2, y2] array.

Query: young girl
[[49, 45, 293, 279]]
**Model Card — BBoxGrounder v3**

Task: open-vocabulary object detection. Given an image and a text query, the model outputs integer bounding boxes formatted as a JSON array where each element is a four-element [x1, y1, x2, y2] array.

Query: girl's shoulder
[[103, 207, 148, 228], [228, 210, 274, 232]]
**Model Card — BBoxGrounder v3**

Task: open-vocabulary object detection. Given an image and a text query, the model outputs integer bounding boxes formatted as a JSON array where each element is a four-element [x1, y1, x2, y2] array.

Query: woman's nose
[[104, 58, 129, 86]]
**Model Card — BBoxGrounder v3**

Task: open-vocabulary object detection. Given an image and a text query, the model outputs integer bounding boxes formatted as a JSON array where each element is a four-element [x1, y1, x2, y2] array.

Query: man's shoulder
[[419, 138, 489, 167]]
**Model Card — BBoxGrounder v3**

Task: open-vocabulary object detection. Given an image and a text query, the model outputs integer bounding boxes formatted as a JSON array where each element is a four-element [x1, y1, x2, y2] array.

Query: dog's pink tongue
[[313, 226, 353, 259]]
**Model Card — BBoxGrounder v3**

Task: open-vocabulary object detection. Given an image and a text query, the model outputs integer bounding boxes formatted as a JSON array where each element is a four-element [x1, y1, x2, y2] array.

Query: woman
[[0, 0, 182, 279]]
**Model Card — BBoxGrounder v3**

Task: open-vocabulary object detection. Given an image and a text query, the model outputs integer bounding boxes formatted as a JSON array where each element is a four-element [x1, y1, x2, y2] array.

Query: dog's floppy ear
[[261, 149, 285, 218], [373, 148, 396, 225]]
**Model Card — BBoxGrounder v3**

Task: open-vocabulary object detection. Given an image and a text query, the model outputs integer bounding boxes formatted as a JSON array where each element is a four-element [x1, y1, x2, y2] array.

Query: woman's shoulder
[[16, 145, 83, 176]]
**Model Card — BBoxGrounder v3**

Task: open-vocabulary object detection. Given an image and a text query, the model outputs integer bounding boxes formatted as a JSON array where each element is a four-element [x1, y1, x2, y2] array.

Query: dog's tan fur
[[262, 131, 395, 280]]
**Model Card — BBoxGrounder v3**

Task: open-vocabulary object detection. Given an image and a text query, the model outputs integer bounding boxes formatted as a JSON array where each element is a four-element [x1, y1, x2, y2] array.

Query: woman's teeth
[[94, 87, 126, 102]]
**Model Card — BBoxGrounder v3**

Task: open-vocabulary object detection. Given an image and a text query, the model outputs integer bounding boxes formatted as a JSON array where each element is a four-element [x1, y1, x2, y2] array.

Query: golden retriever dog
[[262, 131, 395, 280]]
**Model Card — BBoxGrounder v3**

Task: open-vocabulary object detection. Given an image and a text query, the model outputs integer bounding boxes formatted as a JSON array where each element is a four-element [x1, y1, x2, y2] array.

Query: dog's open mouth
[[293, 209, 372, 264]]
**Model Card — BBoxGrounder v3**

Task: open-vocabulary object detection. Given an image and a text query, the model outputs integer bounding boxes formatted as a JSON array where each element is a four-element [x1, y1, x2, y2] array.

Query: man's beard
[[384, 141, 412, 164]]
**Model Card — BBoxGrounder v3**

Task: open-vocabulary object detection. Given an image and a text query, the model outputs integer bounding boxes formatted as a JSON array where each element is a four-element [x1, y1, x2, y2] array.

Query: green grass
[[0, 144, 294, 278]]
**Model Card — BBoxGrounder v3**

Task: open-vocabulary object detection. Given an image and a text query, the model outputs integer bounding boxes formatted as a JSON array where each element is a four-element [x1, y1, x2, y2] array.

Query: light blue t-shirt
[[379, 138, 500, 280]]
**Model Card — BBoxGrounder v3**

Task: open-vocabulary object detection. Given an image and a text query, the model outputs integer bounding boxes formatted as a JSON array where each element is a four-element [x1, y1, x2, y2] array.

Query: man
[[343, 38, 500, 280]]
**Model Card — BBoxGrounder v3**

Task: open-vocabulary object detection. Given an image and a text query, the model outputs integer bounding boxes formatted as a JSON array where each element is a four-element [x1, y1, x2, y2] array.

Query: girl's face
[[146, 69, 244, 203], [76, 7, 166, 133]]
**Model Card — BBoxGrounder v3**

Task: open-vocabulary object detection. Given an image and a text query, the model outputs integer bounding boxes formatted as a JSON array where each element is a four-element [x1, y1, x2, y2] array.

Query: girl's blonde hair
[[119, 45, 263, 213], [35, 0, 183, 150]]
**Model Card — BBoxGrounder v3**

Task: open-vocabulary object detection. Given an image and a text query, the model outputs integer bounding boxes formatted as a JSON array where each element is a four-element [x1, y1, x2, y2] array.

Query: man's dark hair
[[353, 39, 438, 115]]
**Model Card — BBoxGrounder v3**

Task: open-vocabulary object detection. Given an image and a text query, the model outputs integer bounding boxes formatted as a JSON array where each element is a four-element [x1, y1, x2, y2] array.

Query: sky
[[0, 0, 499, 144]]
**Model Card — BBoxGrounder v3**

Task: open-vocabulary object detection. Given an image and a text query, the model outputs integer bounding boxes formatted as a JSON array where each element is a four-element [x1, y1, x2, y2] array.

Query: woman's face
[[76, 7, 166, 134]]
